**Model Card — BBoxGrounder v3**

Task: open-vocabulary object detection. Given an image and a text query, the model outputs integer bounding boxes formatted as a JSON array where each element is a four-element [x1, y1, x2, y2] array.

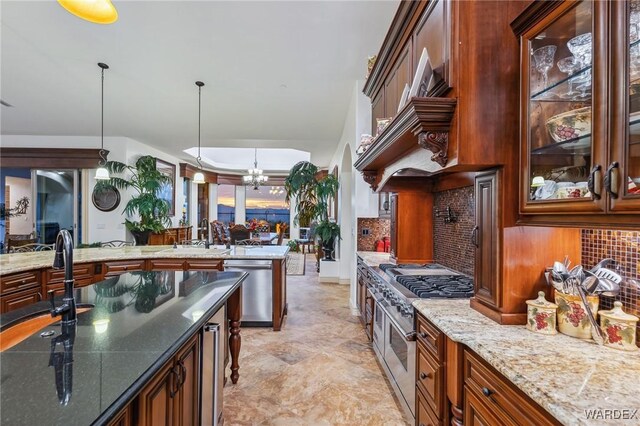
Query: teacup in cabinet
[[555, 291, 599, 339], [599, 301, 638, 351], [526, 291, 558, 335]]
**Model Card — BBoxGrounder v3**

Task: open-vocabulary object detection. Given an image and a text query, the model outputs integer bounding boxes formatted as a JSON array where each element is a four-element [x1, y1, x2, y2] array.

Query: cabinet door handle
[[179, 361, 187, 389], [419, 332, 428, 339], [587, 165, 602, 200], [170, 366, 180, 398], [604, 161, 620, 199], [482, 387, 493, 397], [420, 372, 431, 380], [471, 226, 479, 248]]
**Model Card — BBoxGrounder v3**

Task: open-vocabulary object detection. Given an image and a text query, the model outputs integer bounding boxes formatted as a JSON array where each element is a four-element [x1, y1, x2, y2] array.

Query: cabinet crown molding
[[354, 97, 457, 172]]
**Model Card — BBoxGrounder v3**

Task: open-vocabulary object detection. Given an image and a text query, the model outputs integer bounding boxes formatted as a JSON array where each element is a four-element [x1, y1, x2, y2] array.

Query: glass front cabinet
[[515, 0, 640, 223]]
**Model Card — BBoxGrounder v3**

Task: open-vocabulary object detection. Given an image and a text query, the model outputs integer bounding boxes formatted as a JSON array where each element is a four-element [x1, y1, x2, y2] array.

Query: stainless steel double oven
[[371, 292, 416, 421]]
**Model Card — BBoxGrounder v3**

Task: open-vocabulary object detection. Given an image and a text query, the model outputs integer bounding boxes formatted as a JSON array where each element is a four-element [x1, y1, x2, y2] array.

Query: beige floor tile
[[224, 256, 409, 426]]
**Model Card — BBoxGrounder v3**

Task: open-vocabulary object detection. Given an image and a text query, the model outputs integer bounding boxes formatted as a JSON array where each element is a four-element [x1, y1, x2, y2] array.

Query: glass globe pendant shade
[[193, 171, 205, 185], [57, 0, 118, 24], [95, 166, 110, 180]]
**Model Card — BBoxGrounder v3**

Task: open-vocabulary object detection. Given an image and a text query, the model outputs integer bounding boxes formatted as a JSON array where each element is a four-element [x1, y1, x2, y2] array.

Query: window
[[181, 178, 190, 225], [246, 186, 289, 234], [217, 184, 235, 224]]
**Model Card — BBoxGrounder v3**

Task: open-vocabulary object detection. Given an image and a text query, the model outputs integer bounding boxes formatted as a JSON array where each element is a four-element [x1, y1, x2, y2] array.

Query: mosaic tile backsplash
[[357, 218, 390, 251], [433, 186, 475, 276], [581, 229, 640, 346]]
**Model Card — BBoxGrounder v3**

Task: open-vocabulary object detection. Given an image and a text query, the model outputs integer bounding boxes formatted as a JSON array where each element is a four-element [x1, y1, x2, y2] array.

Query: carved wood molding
[[354, 97, 456, 172], [418, 131, 449, 167], [510, 0, 563, 37], [361, 171, 378, 191]]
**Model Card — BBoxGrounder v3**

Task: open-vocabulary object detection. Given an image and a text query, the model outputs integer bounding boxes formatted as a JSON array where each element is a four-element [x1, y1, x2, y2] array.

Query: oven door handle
[[378, 301, 416, 341]]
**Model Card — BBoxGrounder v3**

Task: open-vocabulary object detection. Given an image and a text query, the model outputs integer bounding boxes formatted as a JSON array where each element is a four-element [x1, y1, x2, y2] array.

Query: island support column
[[228, 285, 242, 384]]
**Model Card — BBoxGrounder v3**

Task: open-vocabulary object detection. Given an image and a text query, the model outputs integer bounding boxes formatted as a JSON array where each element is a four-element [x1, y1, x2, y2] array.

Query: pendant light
[[94, 62, 110, 181], [192, 81, 205, 185], [57, 0, 118, 25]]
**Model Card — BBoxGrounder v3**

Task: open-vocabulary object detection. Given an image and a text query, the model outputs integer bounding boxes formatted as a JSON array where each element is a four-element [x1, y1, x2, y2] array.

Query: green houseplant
[[98, 155, 171, 245], [284, 161, 340, 261]]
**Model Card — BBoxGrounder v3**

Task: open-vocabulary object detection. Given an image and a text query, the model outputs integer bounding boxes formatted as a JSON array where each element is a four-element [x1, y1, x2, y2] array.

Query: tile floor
[[224, 256, 410, 426]]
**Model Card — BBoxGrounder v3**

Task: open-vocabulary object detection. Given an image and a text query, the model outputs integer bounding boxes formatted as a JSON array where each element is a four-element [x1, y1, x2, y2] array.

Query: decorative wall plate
[[92, 185, 120, 212]]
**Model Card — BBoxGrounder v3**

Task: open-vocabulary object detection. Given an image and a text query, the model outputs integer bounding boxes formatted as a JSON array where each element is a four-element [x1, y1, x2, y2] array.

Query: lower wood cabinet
[[414, 312, 560, 426], [103, 260, 147, 276], [137, 363, 175, 426], [108, 406, 132, 426], [137, 333, 200, 426], [417, 389, 441, 426], [415, 315, 446, 425], [464, 387, 504, 426], [0, 286, 41, 313], [463, 349, 559, 426]]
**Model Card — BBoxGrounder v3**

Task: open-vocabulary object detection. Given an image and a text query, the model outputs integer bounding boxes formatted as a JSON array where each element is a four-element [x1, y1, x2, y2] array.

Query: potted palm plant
[[284, 161, 340, 261], [98, 156, 171, 245]]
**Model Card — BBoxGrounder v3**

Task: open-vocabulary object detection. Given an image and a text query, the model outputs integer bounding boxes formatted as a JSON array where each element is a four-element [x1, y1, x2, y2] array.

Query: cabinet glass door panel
[[627, 0, 640, 199], [526, 0, 594, 204]]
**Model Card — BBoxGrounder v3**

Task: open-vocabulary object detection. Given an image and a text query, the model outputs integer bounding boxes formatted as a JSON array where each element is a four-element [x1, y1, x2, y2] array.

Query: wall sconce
[[435, 206, 457, 223]]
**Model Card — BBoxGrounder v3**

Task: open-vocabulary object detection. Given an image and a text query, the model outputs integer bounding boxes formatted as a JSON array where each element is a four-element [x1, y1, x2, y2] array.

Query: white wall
[[235, 186, 246, 224], [1, 135, 189, 244], [325, 80, 379, 308], [5, 176, 33, 235]]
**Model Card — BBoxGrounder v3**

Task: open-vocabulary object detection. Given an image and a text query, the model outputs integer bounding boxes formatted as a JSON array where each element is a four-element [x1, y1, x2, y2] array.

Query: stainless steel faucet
[[49, 229, 76, 325]]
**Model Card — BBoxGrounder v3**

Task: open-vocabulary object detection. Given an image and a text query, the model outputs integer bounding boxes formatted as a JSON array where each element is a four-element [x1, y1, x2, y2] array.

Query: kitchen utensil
[[554, 261, 567, 273], [589, 258, 614, 274], [547, 271, 564, 292], [582, 270, 600, 293], [563, 255, 571, 270], [600, 301, 639, 351], [590, 277, 621, 298], [575, 285, 605, 345], [594, 268, 622, 284]]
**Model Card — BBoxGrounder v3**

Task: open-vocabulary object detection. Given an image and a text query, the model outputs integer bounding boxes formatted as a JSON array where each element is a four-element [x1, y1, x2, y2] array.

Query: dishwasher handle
[[223, 263, 272, 270]]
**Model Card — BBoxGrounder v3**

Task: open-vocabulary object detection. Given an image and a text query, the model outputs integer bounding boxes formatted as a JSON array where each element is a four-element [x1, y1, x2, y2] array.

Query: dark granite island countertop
[[0, 270, 247, 425]]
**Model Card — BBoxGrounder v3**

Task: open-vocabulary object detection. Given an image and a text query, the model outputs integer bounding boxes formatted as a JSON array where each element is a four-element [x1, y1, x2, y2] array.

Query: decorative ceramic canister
[[526, 291, 558, 335], [555, 291, 599, 339], [599, 301, 639, 351]]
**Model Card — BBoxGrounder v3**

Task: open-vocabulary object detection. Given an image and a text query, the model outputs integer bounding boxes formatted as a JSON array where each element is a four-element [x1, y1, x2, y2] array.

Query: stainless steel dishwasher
[[223, 260, 273, 326]]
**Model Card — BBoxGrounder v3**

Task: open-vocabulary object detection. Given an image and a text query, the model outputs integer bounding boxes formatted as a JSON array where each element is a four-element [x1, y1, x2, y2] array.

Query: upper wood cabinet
[[356, 0, 527, 192], [513, 0, 640, 227]]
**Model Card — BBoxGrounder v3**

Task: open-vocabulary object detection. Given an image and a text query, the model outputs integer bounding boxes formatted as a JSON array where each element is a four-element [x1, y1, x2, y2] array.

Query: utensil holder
[[555, 291, 599, 339]]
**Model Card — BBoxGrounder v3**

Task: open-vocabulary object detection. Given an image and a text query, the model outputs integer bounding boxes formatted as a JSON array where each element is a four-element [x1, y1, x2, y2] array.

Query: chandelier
[[269, 186, 284, 195], [243, 148, 268, 190]]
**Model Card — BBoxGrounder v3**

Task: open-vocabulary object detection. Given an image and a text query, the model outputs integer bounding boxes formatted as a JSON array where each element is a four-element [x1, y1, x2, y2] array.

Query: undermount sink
[[0, 305, 93, 352]]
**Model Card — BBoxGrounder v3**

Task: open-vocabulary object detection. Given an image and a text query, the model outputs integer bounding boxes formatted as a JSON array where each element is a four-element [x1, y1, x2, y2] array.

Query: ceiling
[[0, 1, 397, 169]]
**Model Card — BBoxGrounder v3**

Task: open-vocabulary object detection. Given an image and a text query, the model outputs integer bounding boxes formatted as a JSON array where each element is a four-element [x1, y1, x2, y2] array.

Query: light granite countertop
[[0, 245, 289, 275], [356, 251, 392, 268], [413, 299, 640, 425]]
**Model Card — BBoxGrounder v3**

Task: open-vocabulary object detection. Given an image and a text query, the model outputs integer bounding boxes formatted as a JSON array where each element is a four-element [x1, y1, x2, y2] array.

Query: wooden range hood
[[354, 97, 456, 191]]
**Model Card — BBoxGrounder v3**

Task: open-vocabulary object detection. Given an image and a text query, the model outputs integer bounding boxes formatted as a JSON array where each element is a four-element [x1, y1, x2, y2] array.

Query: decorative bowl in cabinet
[[545, 106, 591, 144]]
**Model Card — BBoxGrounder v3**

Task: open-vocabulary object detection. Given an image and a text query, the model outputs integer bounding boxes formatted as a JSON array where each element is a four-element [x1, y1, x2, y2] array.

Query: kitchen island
[[0, 245, 289, 330], [0, 269, 247, 425]]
